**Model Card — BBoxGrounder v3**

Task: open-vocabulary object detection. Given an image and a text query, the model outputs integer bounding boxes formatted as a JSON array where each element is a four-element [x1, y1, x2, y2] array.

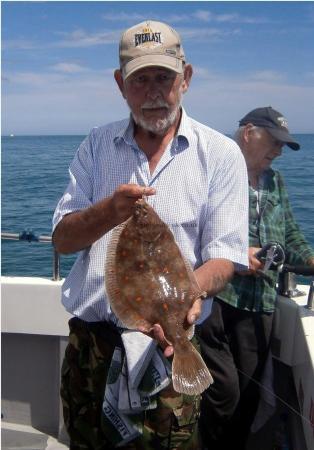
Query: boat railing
[[1, 231, 60, 281], [306, 280, 314, 309], [2, 231, 314, 308], [278, 269, 314, 310]]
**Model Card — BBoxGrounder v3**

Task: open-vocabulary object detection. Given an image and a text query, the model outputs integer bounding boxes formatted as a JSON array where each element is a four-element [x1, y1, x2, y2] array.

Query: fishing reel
[[255, 242, 314, 300], [255, 242, 285, 271]]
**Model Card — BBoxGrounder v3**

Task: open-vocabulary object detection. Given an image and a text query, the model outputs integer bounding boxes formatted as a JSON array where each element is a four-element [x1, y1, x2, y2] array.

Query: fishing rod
[[255, 241, 314, 276]]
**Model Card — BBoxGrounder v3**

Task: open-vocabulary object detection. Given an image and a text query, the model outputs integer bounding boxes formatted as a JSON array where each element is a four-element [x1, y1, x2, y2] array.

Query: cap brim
[[267, 127, 300, 150], [122, 54, 184, 80]]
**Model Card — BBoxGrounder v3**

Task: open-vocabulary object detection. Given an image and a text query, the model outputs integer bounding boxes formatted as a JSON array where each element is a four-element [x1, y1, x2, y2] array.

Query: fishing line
[[236, 366, 313, 426]]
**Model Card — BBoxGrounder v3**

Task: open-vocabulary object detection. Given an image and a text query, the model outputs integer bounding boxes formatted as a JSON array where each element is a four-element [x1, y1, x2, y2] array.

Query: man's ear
[[114, 69, 126, 99], [181, 64, 193, 93], [243, 123, 255, 144]]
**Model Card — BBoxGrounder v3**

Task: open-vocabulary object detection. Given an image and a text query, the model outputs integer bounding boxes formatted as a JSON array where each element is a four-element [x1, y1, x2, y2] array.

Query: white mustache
[[141, 100, 169, 110]]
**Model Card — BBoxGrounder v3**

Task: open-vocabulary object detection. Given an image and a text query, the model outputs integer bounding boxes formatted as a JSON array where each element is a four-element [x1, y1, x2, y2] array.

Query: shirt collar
[[176, 107, 190, 145], [113, 114, 135, 146]]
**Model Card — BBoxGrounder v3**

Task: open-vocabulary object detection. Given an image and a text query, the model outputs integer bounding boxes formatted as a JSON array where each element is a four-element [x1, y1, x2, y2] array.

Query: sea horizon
[[2, 133, 314, 281], [3, 132, 314, 138]]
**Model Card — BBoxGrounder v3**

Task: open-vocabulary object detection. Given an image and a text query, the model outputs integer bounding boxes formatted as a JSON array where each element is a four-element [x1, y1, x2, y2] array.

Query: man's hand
[[110, 184, 156, 226], [141, 297, 203, 358], [237, 247, 263, 276], [306, 257, 314, 266], [53, 184, 155, 254]]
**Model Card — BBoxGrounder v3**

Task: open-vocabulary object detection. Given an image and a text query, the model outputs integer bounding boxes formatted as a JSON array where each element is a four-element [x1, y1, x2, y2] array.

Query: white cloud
[[2, 69, 125, 135], [51, 62, 88, 73], [191, 66, 219, 80], [101, 10, 266, 25], [101, 12, 148, 22], [192, 10, 265, 24], [56, 25, 240, 47], [192, 10, 213, 22], [185, 71, 314, 133], [304, 71, 314, 80], [3, 68, 314, 135], [180, 27, 241, 42], [4, 71, 66, 87], [2, 18, 245, 53], [55, 29, 119, 48], [2, 39, 39, 50], [244, 71, 285, 83], [2, 29, 120, 51]]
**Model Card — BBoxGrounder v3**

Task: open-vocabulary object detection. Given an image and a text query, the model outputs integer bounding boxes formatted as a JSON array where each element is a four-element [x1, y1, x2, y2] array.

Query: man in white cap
[[53, 20, 248, 449]]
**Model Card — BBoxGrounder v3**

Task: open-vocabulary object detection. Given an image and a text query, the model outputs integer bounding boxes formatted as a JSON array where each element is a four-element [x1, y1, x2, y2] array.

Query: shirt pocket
[[262, 195, 285, 244]]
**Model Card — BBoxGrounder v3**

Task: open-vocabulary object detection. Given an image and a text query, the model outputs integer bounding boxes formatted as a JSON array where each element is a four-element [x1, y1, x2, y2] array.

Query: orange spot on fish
[[135, 296, 142, 302], [163, 303, 169, 311], [121, 250, 127, 257], [124, 276, 129, 281]]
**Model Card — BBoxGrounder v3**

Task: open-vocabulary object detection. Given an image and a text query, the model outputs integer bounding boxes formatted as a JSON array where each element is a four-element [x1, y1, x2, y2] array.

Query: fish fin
[[180, 254, 204, 300], [133, 319, 153, 333], [105, 221, 128, 285], [186, 323, 195, 341], [172, 341, 213, 395], [104, 220, 130, 324]]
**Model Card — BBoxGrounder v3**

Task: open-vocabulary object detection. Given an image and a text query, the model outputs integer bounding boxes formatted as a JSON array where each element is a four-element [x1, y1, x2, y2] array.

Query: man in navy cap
[[197, 106, 314, 450]]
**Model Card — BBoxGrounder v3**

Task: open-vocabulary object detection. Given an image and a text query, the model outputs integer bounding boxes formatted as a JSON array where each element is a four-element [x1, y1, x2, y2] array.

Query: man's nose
[[273, 145, 283, 156], [146, 80, 162, 99]]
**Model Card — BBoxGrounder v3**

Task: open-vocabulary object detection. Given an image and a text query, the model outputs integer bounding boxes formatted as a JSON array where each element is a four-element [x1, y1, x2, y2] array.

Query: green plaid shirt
[[217, 168, 314, 312]]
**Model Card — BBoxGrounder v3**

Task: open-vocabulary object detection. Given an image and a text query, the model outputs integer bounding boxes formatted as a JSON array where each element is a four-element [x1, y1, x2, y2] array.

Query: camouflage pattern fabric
[[61, 318, 201, 449]]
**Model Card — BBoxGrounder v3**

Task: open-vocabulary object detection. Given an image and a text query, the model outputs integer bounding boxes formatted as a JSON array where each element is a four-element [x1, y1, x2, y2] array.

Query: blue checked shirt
[[53, 109, 249, 323]]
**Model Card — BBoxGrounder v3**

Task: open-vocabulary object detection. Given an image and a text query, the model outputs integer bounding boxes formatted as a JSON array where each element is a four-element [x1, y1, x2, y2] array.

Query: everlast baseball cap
[[119, 20, 185, 80], [239, 106, 300, 150]]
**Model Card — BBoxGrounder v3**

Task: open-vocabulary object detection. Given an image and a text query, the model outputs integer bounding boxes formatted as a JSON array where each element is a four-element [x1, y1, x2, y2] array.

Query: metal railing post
[[53, 249, 61, 281], [1, 231, 61, 281], [306, 281, 314, 310]]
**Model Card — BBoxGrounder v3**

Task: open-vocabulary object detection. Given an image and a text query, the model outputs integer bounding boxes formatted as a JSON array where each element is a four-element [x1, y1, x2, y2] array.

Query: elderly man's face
[[244, 127, 284, 173], [115, 66, 191, 135]]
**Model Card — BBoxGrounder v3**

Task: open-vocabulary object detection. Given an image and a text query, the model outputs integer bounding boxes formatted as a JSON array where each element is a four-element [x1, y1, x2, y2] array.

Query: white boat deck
[[1, 422, 68, 450], [1, 276, 313, 449]]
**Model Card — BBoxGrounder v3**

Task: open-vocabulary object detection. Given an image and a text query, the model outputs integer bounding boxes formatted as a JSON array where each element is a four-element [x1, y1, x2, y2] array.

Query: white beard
[[130, 97, 182, 136]]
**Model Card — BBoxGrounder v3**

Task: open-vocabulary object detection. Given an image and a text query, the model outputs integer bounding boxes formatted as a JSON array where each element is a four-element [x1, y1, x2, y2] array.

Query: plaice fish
[[105, 198, 213, 395]]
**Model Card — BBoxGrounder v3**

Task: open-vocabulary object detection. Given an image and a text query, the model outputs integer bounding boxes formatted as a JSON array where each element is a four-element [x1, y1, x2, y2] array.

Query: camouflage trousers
[[61, 318, 201, 449]]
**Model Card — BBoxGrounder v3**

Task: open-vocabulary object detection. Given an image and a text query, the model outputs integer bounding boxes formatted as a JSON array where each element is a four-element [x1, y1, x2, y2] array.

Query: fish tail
[[172, 341, 213, 395]]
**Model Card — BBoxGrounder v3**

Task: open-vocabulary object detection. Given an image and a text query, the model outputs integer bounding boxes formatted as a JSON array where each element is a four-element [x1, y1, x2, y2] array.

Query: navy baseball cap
[[239, 106, 300, 150]]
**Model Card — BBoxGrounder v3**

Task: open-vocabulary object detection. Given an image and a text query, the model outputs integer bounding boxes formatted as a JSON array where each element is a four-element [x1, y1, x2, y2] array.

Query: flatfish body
[[105, 198, 213, 395]]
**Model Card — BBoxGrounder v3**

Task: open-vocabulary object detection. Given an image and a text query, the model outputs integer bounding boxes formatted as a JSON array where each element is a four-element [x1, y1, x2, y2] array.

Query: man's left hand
[[142, 297, 203, 358]]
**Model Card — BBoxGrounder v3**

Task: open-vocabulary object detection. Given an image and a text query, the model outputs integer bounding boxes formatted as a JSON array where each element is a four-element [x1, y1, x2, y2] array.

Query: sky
[[2, 1, 314, 135]]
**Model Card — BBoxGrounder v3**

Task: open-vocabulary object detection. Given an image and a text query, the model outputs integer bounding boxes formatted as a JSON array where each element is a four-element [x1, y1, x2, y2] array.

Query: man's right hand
[[110, 184, 156, 225], [53, 184, 155, 254]]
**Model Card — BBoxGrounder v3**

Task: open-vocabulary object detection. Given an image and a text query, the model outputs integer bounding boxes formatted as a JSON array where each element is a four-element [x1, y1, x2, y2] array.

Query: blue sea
[[1, 134, 314, 283]]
